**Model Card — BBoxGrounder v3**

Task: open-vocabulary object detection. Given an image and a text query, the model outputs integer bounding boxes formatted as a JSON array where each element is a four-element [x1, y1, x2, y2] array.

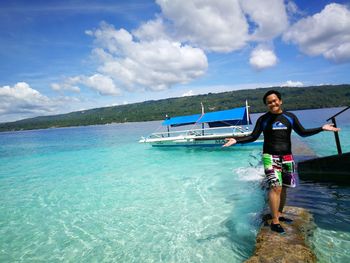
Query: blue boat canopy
[[162, 113, 202, 127], [162, 106, 252, 127]]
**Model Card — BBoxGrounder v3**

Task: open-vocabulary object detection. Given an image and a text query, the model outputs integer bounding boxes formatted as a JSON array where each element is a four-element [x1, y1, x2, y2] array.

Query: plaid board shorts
[[262, 153, 297, 189]]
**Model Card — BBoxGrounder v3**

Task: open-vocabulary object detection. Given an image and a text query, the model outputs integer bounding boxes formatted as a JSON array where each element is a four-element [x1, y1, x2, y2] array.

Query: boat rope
[[188, 109, 205, 132]]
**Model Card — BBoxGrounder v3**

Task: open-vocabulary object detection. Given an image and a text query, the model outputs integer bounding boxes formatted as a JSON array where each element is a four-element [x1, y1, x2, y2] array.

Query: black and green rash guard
[[235, 111, 323, 155]]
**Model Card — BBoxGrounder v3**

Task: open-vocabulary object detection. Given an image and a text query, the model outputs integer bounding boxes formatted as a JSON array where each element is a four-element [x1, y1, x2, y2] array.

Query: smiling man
[[223, 90, 340, 234]]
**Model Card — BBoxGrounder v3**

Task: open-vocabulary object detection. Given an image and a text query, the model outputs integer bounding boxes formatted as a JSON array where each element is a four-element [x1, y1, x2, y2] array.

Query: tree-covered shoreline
[[1, 85, 349, 132]]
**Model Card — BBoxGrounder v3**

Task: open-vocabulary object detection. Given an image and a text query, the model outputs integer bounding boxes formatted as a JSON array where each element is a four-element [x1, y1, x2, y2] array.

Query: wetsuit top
[[235, 111, 323, 155]]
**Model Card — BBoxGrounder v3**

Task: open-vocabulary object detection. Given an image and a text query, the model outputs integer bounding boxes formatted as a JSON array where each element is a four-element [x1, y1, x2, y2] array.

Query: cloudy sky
[[1, 0, 350, 122]]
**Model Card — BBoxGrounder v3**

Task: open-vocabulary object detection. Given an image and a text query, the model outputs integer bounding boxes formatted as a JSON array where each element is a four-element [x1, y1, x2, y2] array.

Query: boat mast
[[201, 102, 205, 135], [166, 114, 170, 137], [245, 100, 250, 126]]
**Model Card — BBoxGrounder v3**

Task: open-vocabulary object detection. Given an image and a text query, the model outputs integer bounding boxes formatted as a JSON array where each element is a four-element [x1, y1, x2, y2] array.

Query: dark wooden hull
[[297, 152, 350, 185]]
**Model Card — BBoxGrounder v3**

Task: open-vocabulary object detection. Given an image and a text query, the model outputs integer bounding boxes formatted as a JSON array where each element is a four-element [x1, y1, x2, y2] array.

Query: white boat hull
[[139, 133, 263, 147]]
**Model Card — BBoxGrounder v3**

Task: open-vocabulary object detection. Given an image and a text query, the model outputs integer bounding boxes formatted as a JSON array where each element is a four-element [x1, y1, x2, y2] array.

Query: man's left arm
[[287, 112, 324, 137]]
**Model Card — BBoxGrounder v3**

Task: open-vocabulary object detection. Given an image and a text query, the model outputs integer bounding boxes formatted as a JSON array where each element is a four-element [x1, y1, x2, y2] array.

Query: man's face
[[265, 94, 283, 114]]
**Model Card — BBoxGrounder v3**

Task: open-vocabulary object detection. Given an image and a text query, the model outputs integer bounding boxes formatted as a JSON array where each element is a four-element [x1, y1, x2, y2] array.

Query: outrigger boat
[[139, 101, 263, 147]]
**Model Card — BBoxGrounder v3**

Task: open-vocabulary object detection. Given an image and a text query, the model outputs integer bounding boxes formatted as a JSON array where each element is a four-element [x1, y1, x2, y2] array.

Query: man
[[223, 90, 340, 234]]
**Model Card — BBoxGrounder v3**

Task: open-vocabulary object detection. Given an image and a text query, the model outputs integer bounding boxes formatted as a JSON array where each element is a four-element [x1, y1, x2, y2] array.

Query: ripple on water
[[288, 181, 350, 262]]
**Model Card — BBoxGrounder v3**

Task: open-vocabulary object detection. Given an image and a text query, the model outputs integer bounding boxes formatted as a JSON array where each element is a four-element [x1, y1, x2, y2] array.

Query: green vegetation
[[1, 84, 350, 132]]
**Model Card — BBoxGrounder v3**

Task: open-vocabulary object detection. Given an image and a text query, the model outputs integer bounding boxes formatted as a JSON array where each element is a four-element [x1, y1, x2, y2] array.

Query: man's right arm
[[234, 115, 264, 143], [223, 115, 264, 147]]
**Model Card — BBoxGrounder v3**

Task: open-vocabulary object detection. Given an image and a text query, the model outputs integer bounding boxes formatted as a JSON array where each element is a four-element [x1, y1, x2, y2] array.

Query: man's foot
[[262, 214, 293, 223], [262, 214, 272, 221], [270, 223, 285, 234], [279, 216, 293, 223]]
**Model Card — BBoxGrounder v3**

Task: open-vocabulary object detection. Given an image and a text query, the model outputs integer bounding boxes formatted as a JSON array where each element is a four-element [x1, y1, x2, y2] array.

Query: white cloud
[[90, 22, 208, 91], [281, 80, 304, 87], [240, 0, 289, 41], [182, 90, 194, 97], [55, 22, 208, 95], [81, 74, 121, 96], [0, 82, 72, 122], [53, 1, 301, 95], [51, 76, 81, 93], [53, 0, 350, 101], [52, 73, 121, 96], [286, 0, 298, 15], [156, 0, 249, 52], [249, 46, 278, 70], [283, 3, 350, 63], [323, 42, 350, 63], [133, 17, 170, 42], [155, 0, 289, 51]]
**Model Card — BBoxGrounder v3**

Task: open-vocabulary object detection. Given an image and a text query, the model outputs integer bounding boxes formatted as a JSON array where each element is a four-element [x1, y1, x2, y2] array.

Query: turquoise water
[[0, 108, 349, 262]]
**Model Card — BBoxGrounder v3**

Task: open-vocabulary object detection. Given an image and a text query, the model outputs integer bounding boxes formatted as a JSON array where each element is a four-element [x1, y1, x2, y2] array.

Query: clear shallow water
[[0, 123, 265, 262], [0, 107, 349, 262]]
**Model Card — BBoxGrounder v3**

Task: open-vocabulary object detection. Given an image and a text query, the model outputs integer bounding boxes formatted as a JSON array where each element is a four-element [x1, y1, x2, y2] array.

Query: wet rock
[[245, 206, 317, 263]]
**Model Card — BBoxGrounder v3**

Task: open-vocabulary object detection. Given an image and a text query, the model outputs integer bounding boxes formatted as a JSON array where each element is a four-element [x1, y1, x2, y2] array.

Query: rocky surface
[[245, 206, 317, 263]]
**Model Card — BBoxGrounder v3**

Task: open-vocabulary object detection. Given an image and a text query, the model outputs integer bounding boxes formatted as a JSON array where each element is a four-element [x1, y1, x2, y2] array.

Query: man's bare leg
[[269, 186, 282, 224], [278, 186, 287, 217]]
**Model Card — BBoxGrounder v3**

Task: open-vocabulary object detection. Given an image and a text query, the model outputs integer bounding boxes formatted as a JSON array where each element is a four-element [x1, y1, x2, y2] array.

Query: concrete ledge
[[245, 206, 317, 263], [298, 152, 350, 185]]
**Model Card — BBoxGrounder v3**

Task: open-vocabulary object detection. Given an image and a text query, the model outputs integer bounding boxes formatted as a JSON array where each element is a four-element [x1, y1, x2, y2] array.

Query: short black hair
[[263, 90, 282, 105]]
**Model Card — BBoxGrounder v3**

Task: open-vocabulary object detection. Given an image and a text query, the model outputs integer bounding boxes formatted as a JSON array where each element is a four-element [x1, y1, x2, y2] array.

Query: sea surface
[[0, 107, 349, 263]]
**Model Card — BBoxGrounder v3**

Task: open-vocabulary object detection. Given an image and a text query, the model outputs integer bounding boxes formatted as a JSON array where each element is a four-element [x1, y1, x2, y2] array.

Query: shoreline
[[1, 105, 347, 135]]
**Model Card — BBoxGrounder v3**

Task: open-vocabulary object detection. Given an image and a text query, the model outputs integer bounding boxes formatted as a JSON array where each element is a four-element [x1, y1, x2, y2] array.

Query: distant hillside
[[1, 84, 350, 132]]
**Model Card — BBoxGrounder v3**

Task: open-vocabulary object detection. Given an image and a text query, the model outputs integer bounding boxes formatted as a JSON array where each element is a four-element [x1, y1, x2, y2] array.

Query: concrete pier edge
[[245, 206, 317, 263]]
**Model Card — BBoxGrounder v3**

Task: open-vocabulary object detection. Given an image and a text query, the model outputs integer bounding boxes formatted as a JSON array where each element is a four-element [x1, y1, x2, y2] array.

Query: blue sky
[[1, 0, 350, 122]]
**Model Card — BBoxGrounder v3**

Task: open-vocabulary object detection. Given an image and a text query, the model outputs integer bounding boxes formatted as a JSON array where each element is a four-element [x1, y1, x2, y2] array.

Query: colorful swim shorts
[[262, 153, 296, 189]]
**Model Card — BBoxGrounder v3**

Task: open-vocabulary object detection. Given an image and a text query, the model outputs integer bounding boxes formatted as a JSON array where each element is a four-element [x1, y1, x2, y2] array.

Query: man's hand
[[322, 123, 340, 132], [223, 138, 237, 147]]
